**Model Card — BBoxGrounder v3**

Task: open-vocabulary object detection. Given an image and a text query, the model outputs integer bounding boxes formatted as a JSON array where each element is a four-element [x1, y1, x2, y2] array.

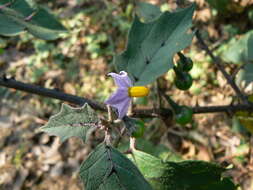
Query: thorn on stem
[[24, 11, 37, 21], [2, 74, 14, 81]]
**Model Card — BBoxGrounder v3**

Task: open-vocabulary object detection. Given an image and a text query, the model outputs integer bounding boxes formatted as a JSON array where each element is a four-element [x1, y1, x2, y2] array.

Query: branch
[[1, 77, 253, 118], [195, 30, 249, 104], [0, 76, 106, 111]]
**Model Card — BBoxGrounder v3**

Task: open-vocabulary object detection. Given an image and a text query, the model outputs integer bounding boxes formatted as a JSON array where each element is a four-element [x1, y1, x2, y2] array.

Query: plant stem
[[1, 77, 253, 118], [0, 76, 106, 111], [195, 30, 249, 105]]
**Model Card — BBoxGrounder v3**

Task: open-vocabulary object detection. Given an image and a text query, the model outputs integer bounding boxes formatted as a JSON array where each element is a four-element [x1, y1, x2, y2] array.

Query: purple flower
[[105, 71, 149, 119]]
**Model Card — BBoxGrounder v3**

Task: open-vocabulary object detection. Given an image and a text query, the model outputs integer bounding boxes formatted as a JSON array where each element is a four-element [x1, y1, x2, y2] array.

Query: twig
[[0, 77, 106, 111], [195, 30, 249, 105], [1, 77, 253, 118], [192, 105, 253, 113]]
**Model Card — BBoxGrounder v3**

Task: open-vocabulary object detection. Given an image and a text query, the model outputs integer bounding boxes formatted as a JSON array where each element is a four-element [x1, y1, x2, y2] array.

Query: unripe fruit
[[174, 72, 193, 90], [175, 106, 193, 125]]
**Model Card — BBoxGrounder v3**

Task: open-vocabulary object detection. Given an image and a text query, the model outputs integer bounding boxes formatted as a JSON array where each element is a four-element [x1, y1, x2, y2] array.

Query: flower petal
[[108, 71, 132, 88], [105, 88, 131, 119], [117, 98, 131, 119], [105, 88, 128, 105]]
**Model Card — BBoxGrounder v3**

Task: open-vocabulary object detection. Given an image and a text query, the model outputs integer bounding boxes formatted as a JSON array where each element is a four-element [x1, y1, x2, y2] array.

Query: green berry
[[175, 106, 193, 125], [177, 52, 193, 72], [175, 72, 193, 90]]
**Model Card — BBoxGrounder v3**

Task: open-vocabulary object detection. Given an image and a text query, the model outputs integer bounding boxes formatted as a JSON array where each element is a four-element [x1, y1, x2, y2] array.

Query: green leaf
[[0, 0, 67, 40], [130, 149, 167, 179], [114, 4, 195, 85], [3, 0, 34, 17], [40, 103, 101, 142], [129, 149, 236, 190], [22, 7, 67, 40], [0, 13, 25, 35], [222, 31, 253, 64], [136, 2, 162, 22], [236, 63, 253, 86], [201, 177, 237, 190], [117, 138, 181, 161], [79, 143, 153, 190]]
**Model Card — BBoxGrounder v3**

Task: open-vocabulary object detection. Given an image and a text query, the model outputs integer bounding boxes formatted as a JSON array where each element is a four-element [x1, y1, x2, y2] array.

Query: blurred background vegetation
[[1, 0, 253, 189]]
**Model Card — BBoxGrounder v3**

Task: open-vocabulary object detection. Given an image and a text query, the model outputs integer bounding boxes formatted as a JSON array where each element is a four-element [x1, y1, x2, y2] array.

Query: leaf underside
[[80, 143, 153, 190], [0, 0, 67, 40], [40, 103, 101, 143], [114, 4, 195, 85]]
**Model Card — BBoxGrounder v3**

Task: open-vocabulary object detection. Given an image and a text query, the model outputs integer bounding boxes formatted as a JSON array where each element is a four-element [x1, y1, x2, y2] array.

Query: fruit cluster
[[173, 52, 193, 91]]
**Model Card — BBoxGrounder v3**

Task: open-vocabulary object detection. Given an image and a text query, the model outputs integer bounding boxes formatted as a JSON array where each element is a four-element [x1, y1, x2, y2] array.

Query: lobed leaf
[[40, 103, 101, 143], [114, 4, 195, 85]]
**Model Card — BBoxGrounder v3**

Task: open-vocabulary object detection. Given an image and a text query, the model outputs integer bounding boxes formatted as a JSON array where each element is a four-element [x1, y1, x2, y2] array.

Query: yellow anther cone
[[128, 86, 149, 97]]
